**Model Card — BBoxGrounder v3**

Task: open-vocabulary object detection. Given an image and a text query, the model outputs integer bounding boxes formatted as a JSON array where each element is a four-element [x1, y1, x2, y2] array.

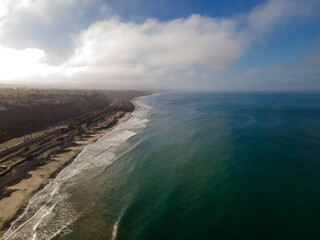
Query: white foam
[[1, 100, 152, 240], [111, 208, 126, 240]]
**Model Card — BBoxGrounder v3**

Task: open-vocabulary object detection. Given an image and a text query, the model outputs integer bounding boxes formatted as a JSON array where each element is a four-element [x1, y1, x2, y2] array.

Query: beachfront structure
[[52, 99, 65, 104], [7, 101, 20, 106], [31, 99, 65, 105]]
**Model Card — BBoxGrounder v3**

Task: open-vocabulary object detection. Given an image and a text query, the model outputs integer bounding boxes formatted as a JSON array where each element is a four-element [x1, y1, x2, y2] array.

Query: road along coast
[[0, 100, 137, 237]]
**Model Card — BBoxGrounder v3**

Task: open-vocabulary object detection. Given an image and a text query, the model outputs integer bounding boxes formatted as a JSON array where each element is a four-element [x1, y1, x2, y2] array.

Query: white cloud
[[0, 45, 60, 80], [60, 15, 247, 87], [0, 0, 103, 56], [0, 0, 319, 89], [247, 0, 319, 35]]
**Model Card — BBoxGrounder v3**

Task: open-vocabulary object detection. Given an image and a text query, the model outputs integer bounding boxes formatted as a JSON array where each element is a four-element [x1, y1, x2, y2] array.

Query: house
[[48, 99, 64, 104], [54, 99, 64, 104], [33, 99, 49, 104], [32, 99, 64, 105], [7, 101, 21, 106], [0, 165, 7, 170]]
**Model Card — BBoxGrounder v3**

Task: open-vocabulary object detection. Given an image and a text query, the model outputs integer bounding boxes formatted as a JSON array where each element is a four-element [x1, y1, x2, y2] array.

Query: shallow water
[[3, 92, 320, 240]]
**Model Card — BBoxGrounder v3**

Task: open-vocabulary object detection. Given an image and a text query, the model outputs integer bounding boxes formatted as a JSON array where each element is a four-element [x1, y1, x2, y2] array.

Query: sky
[[0, 0, 319, 91]]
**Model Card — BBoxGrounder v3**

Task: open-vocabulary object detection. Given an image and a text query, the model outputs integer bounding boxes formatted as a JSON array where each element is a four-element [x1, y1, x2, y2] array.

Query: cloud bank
[[0, 0, 319, 90]]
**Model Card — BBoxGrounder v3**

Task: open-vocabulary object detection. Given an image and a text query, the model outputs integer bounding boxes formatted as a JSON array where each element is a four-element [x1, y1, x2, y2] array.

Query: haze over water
[[3, 92, 320, 240]]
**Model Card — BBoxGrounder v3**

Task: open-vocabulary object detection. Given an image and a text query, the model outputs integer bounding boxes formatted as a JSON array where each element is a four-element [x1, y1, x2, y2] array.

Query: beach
[[0, 104, 135, 237], [1, 92, 320, 239]]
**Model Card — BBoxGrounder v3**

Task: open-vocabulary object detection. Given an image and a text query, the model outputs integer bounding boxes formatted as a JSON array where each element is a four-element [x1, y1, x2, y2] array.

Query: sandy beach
[[0, 107, 134, 237]]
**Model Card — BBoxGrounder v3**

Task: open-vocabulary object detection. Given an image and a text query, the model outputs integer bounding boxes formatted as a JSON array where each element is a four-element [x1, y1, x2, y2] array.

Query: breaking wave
[[1, 101, 151, 240]]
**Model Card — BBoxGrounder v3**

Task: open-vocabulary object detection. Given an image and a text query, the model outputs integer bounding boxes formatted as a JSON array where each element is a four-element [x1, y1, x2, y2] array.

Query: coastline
[[0, 101, 138, 237]]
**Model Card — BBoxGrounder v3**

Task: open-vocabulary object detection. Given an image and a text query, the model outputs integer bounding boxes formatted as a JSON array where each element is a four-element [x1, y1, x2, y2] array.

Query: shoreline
[[0, 101, 138, 237]]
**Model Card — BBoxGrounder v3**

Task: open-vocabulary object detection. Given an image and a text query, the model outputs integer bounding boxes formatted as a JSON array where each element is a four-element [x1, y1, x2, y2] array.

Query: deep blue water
[[4, 91, 320, 240], [117, 91, 320, 240]]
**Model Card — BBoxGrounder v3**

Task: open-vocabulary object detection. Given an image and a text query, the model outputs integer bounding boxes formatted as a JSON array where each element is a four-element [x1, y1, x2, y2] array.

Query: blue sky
[[0, 0, 319, 90], [104, 0, 265, 20]]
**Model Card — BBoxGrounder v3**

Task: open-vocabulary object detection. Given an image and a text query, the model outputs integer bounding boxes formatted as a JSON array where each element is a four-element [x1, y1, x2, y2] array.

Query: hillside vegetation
[[0, 88, 149, 142]]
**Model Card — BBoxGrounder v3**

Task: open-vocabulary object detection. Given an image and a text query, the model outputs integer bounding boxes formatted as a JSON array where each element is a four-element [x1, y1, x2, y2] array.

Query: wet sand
[[0, 110, 133, 237]]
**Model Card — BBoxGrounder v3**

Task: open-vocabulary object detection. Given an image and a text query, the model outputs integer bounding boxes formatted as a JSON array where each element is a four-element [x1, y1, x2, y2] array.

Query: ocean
[[2, 91, 320, 240]]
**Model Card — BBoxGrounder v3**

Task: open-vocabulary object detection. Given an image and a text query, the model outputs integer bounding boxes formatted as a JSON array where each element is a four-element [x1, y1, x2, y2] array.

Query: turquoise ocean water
[[2, 91, 320, 240]]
